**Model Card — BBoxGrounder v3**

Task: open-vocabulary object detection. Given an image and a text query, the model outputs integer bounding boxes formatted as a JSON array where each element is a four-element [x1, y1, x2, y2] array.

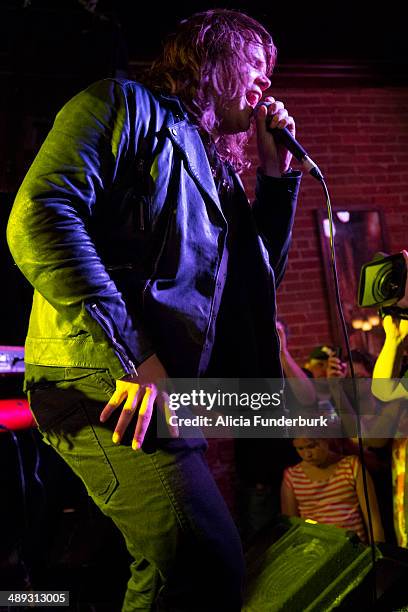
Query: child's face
[[293, 439, 329, 466]]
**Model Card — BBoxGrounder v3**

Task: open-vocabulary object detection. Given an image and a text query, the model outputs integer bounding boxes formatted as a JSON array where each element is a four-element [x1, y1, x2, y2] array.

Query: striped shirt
[[283, 455, 366, 542]]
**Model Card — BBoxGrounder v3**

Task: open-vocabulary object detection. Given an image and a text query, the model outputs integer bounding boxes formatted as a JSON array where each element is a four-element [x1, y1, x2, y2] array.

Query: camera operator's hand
[[372, 314, 408, 401], [383, 315, 408, 345]]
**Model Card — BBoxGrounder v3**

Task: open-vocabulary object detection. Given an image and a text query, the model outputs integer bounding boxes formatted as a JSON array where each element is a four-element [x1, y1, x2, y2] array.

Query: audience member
[[303, 345, 337, 379], [302, 345, 346, 428], [281, 438, 384, 543]]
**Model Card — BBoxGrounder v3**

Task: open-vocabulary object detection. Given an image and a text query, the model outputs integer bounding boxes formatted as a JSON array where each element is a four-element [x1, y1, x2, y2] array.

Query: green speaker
[[244, 517, 380, 611]]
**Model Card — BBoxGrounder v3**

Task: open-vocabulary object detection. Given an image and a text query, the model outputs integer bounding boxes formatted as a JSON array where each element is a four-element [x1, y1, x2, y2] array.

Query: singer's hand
[[256, 96, 295, 176], [100, 353, 179, 449]]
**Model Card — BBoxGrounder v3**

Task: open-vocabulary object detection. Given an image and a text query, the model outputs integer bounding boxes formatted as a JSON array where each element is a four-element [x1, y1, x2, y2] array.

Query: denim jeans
[[29, 369, 244, 611]]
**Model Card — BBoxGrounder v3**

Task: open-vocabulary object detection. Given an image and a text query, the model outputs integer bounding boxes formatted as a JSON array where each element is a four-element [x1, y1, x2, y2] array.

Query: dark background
[[2, 0, 407, 64], [2, 0, 408, 84]]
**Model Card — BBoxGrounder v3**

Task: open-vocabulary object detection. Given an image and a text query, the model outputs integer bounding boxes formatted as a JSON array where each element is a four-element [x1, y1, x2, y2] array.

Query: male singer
[[8, 9, 301, 610]]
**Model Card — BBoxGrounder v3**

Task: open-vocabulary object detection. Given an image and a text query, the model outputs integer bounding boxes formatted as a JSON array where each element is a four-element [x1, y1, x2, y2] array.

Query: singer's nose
[[256, 73, 271, 91]]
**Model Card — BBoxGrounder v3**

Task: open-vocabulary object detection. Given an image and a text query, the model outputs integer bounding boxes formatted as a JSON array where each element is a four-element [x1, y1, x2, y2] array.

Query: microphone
[[255, 101, 324, 182]]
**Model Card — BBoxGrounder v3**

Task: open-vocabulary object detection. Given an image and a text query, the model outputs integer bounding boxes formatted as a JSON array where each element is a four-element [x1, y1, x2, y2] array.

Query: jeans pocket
[[30, 377, 119, 504]]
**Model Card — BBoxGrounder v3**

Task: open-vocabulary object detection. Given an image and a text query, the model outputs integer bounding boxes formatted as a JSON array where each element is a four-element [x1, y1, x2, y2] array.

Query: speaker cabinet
[[244, 517, 378, 611]]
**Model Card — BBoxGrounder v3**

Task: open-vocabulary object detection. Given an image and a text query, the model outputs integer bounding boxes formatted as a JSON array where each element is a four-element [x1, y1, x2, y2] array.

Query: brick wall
[[242, 85, 408, 363]]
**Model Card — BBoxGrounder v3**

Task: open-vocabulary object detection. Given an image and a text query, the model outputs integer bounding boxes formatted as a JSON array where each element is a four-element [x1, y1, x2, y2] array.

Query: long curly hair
[[141, 9, 276, 173]]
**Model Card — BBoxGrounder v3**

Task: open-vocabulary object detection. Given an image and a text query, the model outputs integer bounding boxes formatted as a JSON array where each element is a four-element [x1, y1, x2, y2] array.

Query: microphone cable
[[314, 170, 379, 605]]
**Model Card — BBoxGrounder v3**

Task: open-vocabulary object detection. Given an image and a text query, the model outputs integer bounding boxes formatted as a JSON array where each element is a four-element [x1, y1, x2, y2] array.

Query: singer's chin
[[218, 112, 252, 136]]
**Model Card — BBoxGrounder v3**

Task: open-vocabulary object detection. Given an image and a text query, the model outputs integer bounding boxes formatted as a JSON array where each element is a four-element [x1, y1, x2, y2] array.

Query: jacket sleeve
[[251, 168, 302, 287], [7, 79, 155, 380]]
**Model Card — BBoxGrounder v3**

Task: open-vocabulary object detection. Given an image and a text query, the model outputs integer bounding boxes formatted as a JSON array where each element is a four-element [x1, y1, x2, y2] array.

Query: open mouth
[[245, 91, 260, 108]]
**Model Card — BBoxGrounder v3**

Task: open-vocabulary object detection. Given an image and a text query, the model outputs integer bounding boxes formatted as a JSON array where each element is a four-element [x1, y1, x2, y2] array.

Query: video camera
[[358, 251, 408, 319]]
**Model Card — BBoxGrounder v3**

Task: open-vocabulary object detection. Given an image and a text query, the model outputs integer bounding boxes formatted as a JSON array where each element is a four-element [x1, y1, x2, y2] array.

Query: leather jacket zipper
[[88, 303, 137, 376]]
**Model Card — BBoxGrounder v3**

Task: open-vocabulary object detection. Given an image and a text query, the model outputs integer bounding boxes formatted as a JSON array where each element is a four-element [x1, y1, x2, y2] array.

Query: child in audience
[[281, 438, 384, 543]]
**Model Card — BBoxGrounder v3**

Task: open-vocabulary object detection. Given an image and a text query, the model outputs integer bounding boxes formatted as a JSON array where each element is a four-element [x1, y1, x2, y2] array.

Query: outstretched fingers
[[99, 378, 177, 450], [100, 386, 129, 423], [132, 386, 156, 450], [111, 383, 142, 444]]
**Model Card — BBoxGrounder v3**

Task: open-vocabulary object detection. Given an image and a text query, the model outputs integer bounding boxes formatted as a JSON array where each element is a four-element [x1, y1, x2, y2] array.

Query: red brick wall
[[242, 86, 408, 363]]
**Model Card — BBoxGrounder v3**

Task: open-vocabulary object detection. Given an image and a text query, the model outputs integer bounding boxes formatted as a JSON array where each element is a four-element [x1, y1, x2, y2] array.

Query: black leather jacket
[[7, 79, 301, 381]]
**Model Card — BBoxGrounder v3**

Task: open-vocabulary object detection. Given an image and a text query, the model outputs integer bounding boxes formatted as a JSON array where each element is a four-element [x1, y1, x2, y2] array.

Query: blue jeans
[[29, 369, 244, 611]]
